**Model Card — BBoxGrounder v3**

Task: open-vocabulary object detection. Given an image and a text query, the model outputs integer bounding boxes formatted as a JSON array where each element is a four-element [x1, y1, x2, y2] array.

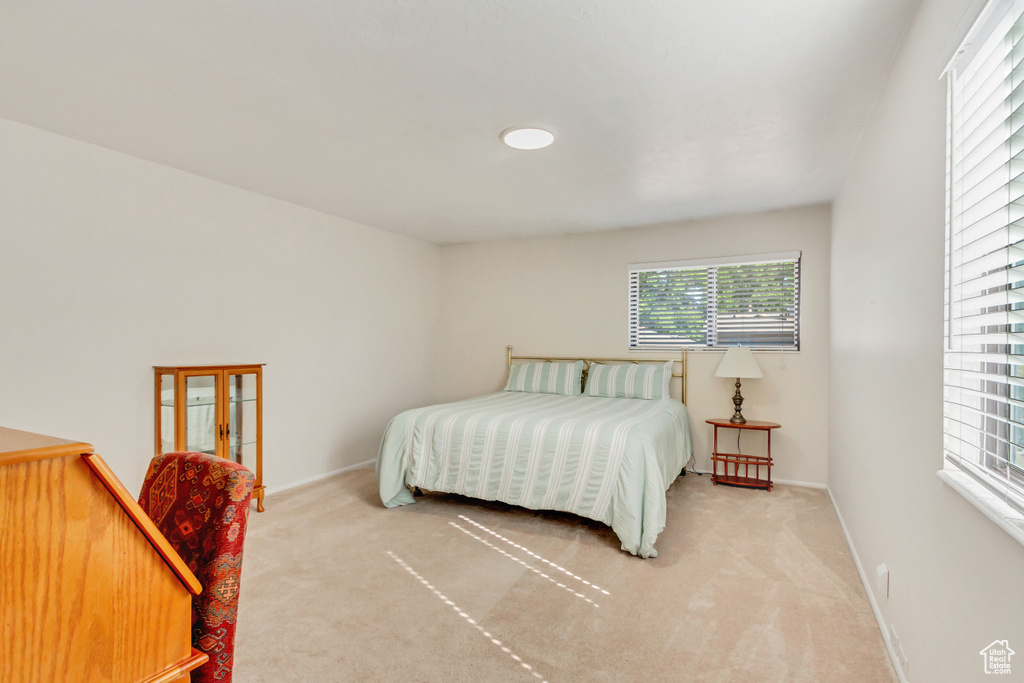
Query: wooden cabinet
[[706, 418, 781, 491], [0, 426, 206, 682], [154, 364, 266, 512]]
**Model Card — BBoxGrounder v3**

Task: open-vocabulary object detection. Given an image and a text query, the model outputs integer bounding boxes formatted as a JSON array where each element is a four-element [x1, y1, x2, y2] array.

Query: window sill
[[628, 347, 801, 353], [937, 469, 1024, 547]]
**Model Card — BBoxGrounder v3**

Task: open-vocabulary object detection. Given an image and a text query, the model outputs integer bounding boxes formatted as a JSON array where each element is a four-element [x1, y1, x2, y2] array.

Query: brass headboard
[[506, 345, 688, 404]]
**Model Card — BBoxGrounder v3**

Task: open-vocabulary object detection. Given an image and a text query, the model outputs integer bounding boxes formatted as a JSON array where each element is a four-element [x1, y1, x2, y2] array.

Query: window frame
[[942, 0, 1024, 531], [628, 251, 802, 352]]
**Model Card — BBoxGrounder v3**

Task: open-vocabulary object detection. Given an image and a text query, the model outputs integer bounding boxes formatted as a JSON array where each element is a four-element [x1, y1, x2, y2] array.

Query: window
[[944, 0, 1024, 515], [628, 252, 801, 350]]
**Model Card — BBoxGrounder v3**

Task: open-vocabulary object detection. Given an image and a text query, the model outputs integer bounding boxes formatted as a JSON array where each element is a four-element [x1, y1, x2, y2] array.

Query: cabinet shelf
[[160, 397, 256, 409]]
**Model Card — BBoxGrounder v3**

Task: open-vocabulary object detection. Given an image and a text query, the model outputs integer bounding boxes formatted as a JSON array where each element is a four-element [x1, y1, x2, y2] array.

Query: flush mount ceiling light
[[501, 127, 554, 150]]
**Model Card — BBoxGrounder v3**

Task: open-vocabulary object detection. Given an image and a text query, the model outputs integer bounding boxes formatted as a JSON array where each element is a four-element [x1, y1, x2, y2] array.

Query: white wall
[[0, 117, 442, 495], [831, 0, 1024, 680], [439, 204, 830, 486]]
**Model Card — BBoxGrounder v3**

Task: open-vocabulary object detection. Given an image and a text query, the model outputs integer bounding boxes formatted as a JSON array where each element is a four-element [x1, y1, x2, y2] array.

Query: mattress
[[376, 391, 692, 558]]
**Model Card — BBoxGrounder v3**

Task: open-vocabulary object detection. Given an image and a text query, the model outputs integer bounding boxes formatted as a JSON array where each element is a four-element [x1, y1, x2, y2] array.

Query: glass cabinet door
[[227, 372, 259, 466], [158, 372, 176, 454], [184, 373, 220, 455]]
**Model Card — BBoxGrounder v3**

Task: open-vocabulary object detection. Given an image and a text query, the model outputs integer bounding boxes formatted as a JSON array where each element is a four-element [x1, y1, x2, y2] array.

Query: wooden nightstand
[[706, 418, 781, 491]]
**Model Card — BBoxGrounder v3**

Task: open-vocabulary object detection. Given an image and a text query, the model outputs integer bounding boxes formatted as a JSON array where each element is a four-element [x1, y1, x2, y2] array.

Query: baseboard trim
[[826, 487, 907, 683], [773, 477, 826, 489], [688, 469, 826, 489], [263, 459, 375, 497]]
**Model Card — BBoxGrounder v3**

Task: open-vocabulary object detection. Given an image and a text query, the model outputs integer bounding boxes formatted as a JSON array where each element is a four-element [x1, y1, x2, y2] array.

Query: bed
[[376, 347, 693, 558]]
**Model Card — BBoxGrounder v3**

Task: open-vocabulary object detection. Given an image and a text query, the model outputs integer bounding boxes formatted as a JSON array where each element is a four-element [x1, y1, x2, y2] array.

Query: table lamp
[[714, 347, 762, 424]]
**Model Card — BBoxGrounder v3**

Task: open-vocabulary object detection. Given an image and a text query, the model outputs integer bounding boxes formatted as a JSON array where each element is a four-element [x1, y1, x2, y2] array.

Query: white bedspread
[[376, 392, 692, 558]]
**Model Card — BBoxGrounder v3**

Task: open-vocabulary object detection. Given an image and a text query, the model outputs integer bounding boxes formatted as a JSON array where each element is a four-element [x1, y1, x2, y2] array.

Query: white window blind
[[628, 252, 801, 350], [945, 0, 1024, 513]]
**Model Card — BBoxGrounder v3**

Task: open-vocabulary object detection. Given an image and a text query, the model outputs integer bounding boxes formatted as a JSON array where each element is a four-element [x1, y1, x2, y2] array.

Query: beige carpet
[[233, 470, 896, 682]]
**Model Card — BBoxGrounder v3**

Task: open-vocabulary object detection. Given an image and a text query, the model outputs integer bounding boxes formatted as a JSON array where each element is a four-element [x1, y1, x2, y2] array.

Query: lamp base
[[729, 379, 747, 424]]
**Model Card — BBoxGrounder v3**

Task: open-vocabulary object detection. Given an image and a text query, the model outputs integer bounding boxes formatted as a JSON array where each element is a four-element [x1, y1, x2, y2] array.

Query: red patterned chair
[[139, 452, 255, 683]]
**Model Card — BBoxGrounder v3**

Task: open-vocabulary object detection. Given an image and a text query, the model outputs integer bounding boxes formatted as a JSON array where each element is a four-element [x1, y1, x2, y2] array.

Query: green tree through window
[[629, 255, 800, 349]]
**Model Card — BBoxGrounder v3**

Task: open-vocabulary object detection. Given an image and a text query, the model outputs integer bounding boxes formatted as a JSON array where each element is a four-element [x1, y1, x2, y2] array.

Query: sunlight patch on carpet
[[457, 515, 610, 596], [386, 551, 547, 682], [449, 521, 600, 608]]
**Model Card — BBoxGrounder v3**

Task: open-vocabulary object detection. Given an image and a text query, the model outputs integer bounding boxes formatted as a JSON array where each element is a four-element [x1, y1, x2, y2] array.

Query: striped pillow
[[585, 361, 673, 400], [504, 361, 584, 396]]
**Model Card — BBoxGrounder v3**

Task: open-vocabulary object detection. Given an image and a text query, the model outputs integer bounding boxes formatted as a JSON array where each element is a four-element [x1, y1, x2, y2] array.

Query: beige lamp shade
[[714, 347, 763, 379]]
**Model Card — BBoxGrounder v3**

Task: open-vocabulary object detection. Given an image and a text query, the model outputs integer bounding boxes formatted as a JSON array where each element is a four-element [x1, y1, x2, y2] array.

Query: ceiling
[[0, 1, 921, 245]]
